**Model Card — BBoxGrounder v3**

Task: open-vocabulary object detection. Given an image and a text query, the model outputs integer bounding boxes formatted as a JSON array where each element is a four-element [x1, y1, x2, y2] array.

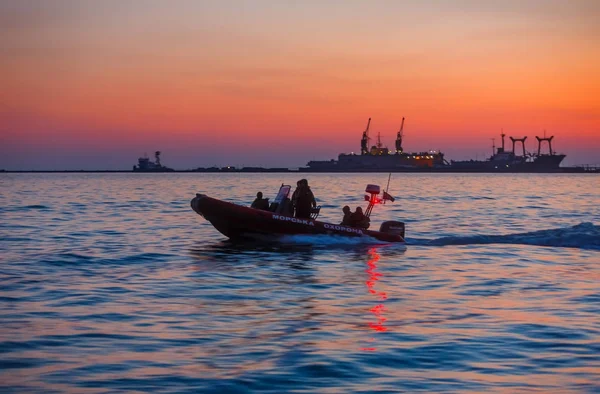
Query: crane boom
[[360, 118, 372, 155], [395, 117, 405, 153]]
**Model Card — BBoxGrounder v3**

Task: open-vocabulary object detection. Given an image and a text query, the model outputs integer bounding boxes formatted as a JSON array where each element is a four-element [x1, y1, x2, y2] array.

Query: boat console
[[269, 184, 292, 214], [269, 184, 321, 219]]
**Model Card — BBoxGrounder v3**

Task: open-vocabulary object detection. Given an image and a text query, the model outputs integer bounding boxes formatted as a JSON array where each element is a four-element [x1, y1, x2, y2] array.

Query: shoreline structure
[[3, 119, 599, 173], [3, 166, 599, 174]]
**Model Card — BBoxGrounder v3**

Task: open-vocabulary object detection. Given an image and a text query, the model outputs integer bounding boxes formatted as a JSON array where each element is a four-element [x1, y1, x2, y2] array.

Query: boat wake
[[409, 222, 600, 250], [278, 234, 403, 247]]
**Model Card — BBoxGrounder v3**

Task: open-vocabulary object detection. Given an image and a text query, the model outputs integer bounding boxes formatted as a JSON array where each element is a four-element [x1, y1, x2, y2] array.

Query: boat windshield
[[273, 185, 291, 204], [268, 184, 292, 215]]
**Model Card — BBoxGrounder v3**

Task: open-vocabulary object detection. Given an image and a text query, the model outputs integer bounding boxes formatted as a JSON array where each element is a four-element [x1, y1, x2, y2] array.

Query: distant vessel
[[133, 151, 174, 172], [302, 118, 449, 172], [451, 133, 566, 172]]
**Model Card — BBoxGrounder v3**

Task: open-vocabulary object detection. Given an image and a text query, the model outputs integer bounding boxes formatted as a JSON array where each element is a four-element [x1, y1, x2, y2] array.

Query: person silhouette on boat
[[349, 206, 370, 229], [292, 179, 316, 219], [251, 191, 270, 211], [341, 205, 352, 225]]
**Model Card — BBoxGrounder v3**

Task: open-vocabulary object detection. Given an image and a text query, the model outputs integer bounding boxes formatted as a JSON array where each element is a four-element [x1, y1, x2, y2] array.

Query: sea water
[[1, 173, 599, 393]]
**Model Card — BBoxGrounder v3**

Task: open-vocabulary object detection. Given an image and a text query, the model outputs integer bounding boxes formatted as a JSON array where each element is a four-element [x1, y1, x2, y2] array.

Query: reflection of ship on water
[[133, 151, 174, 172], [302, 118, 449, 172], [451, 132, 566, 172]]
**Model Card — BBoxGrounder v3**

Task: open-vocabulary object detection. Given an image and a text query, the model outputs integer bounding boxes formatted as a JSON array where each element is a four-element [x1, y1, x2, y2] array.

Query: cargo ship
[[301, 118, 449, 172], [301, 119, 568, 173], [133, 151, 174, 172], [450, 133, 566, 172]]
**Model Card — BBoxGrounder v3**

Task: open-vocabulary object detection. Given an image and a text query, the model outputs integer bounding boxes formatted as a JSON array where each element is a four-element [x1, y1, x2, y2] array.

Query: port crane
[[395, 117, 405, 153], [360, 118, 371, 155]]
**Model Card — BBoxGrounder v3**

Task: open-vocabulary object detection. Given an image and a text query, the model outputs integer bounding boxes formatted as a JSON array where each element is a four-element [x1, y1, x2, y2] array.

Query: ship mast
[[509, 136, 528, 157], [536, 134, 554, 156], [395, 117, 404, 154]]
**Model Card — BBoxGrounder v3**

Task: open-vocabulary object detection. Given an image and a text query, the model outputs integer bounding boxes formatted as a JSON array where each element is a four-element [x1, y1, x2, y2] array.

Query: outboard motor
[[379, 221, 405, 239]]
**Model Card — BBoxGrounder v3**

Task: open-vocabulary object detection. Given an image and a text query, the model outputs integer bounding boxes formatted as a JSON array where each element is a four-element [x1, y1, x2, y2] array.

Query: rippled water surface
[[1, 173, 599, 393]]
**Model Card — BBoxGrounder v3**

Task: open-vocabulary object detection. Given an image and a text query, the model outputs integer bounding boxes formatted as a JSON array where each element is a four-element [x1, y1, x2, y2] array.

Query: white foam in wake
[[277, 233, 402, 247], [411, 222, 600, 250]]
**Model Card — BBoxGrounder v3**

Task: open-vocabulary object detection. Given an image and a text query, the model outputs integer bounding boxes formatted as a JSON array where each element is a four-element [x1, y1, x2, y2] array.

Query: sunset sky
[[1, 0, 599, 169]]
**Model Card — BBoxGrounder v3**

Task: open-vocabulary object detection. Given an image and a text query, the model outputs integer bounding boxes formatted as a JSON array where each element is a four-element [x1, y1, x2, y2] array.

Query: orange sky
[[1, 0, 599, 169]]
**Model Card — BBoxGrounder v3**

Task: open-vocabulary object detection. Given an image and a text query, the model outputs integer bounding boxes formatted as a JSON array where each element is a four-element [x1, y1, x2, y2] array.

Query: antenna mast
[[384, 173, 392, 204]]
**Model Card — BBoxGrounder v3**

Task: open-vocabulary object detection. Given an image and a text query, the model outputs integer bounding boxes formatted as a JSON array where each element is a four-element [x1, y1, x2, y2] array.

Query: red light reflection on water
[[361, 247, 388, 351]]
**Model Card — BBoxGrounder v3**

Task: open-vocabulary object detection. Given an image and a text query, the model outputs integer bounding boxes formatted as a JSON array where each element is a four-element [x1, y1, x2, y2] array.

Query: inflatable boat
[[190, 184, 405, 243]]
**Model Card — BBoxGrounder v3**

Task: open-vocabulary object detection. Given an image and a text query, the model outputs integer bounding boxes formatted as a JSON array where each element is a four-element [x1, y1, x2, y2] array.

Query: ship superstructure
[[133, 151, 174, 172], [451, 132, 566, 171], [304, 118, 448, 172]]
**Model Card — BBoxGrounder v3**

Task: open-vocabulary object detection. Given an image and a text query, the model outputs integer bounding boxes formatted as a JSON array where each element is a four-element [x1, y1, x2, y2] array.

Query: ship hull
[[450, 154, 566, 172], [133, 167, 174, 172]]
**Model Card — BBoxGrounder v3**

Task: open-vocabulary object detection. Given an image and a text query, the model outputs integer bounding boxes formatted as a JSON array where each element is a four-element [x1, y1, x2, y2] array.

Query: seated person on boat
[[251, 192, 270, 210], [349, 206, 370, 229], [340, 206, 352, 225]]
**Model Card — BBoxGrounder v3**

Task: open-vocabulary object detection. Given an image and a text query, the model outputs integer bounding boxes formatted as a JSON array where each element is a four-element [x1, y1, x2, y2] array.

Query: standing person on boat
[[251, 192, 270, 210], [292, 179, 317, 219]]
